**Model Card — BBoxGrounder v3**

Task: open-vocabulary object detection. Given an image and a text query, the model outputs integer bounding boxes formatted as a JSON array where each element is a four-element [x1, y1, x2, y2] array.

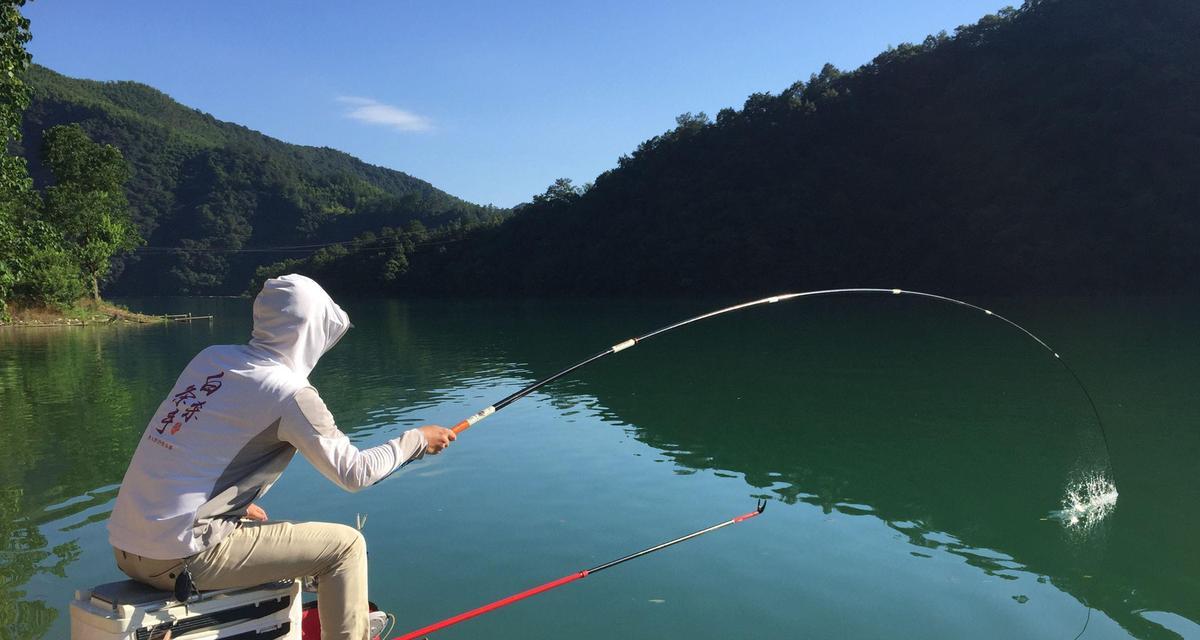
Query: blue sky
[[24, 1, 1009, 207]]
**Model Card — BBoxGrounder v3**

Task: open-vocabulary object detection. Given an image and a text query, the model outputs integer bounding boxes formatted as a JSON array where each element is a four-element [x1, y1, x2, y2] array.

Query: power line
[[132, 236, 465, 255]]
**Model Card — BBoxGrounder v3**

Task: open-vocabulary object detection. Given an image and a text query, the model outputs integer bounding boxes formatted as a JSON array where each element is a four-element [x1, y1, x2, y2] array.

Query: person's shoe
[[368, 609, 392, 639]]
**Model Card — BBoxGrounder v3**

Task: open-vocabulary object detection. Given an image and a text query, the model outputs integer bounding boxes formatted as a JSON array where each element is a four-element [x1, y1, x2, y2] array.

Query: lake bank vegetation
[[0, 298, 164, 327]]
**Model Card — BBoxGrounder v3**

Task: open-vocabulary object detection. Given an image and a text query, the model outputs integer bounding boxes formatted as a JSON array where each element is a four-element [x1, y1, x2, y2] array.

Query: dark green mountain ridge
[[19, 64, 504, 295], [280, 0, 1199, 298]]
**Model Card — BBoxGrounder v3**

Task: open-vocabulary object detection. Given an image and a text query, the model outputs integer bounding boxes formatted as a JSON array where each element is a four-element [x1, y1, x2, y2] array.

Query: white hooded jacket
[[108, 274, 427, 560]]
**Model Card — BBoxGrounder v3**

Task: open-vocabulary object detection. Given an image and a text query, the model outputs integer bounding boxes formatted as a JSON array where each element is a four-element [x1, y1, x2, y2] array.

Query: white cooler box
[[70, 578, 301, 640]]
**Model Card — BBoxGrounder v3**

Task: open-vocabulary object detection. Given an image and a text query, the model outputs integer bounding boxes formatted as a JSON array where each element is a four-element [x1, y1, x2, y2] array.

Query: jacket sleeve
[[279, 386, 427, 492]]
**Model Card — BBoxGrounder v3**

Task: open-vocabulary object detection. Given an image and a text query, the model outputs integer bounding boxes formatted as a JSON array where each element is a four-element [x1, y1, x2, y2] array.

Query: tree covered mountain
[[276, 0, 1199, 297], [18, 65, 505, 295]]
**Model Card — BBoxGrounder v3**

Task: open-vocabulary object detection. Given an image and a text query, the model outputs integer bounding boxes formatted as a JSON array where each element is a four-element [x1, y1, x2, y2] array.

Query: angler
[[105, 274, 456, 640]]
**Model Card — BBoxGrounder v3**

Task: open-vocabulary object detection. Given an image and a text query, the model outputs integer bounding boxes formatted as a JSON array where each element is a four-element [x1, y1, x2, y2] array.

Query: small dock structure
[[161, 312, 214, 323]]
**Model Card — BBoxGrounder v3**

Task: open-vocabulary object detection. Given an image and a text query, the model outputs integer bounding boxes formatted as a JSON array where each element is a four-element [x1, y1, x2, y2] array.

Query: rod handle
[[451, 405, 496, 434]]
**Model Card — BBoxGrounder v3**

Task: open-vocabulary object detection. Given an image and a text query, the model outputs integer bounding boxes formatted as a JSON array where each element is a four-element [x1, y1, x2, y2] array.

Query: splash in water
[[1052, 473, 1118, 531]]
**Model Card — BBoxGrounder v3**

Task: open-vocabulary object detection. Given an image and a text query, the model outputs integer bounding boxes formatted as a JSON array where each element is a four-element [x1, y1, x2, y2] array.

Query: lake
[[1, 294, 1196, 639]]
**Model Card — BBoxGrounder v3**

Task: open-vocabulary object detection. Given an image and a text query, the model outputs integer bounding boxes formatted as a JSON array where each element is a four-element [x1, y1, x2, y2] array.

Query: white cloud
[[337, 96, 433, 133]]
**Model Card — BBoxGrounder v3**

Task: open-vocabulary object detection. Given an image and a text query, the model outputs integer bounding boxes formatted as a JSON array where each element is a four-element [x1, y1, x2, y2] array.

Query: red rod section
[[732, 508, 761, 523], [393, 571, 588, 640]]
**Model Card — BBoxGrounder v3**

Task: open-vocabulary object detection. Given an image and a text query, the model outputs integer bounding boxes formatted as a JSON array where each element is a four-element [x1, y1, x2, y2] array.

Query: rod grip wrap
[[467, 406, 496, 424], [611, 338, 636, 353]]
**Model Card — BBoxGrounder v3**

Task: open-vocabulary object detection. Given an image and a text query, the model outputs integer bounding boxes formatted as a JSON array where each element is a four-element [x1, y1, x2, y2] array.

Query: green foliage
[[41, 124, 141, 300], [0, 207, 15, 318], [0, 1, 31, 166], [0, 0, 32, 318], [6, 217, 85, 308]]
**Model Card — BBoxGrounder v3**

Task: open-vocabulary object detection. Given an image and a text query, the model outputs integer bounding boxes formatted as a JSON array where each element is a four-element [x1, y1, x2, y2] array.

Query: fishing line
[[448, 287, 1114, 476]]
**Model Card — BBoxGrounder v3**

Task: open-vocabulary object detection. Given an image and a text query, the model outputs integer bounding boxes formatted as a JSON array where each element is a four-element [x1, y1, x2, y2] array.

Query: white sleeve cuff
[[392, 428, 427, 464]]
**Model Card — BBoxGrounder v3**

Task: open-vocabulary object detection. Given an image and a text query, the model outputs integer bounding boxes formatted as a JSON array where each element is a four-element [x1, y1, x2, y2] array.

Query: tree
[[41, 124, 142, 300], [674, 111, 711, 132], [0, 0, 31, 200], [0, 0, 33, 317], [532, 178, 583, 207]]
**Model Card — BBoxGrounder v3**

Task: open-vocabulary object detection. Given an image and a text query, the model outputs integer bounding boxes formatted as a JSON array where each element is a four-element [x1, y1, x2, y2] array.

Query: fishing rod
[[392, 500, 767, 640], [448, 287, 1112, 466]]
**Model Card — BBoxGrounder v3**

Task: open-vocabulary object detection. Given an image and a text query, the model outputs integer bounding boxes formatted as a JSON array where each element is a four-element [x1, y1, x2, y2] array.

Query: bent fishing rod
[[448, 287, 1112, 464], [393, 500, 767, 640]]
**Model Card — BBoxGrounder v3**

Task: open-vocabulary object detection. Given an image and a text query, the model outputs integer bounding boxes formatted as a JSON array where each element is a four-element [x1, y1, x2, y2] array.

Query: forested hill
[[281, 0, 1199, 297], [17, 65, 505, 295]]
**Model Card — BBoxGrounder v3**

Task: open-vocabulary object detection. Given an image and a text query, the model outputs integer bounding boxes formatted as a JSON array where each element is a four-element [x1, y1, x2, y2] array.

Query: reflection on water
[[0, 296, 1196, 639]]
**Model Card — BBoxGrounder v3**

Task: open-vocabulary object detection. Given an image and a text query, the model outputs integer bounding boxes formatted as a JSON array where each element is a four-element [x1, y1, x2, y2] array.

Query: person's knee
[[348, 528, 366, 558], [328, 523, 365, 559]]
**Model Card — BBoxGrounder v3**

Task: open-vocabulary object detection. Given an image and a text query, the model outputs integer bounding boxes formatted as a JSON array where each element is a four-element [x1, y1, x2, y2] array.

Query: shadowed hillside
[[280, 0, 1199, 297]]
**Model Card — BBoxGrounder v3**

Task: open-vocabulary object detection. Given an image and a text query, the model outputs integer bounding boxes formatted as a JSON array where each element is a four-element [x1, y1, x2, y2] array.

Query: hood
[[249, 274, 351, 378]]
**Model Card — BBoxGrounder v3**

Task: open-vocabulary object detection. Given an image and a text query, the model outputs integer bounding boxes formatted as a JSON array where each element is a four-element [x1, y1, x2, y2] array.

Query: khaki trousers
[[114, 521, 368, 640]]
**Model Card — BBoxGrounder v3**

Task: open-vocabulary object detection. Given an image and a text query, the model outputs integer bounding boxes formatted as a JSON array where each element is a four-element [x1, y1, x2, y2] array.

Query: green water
[[1, 296, 1196, 639]]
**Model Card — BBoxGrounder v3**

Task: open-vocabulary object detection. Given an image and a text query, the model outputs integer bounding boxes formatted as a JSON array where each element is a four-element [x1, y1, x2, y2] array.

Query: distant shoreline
[[0, 301, 170, 327]]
